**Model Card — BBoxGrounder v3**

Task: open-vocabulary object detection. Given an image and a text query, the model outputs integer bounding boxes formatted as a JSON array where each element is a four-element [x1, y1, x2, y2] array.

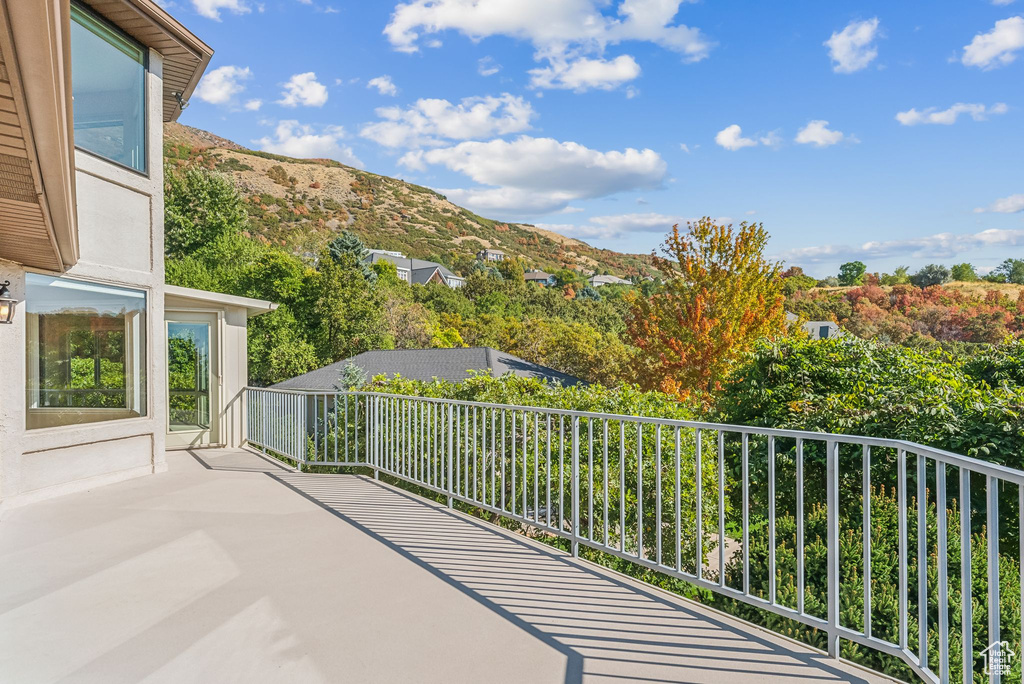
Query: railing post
[[373, 396, 380, 480], [572, 415, 580, 558], [826, 439, 839, 658], [447, 404, 453, 509]]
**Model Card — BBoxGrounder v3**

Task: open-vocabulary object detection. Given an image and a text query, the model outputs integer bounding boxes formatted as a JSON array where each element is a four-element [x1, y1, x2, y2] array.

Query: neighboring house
[[477, 248, 506, 263], [366, 250, 465, 288], [787, 313, 844, 340], [524, 270, 556, 287], [588, 274, 632, 287], [0, 0, 273, 509], [272, 347, 585, 389]]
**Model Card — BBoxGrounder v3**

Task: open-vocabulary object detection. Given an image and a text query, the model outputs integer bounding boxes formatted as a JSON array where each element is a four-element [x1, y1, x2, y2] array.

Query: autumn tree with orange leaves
[[626, 218, 787, 401]]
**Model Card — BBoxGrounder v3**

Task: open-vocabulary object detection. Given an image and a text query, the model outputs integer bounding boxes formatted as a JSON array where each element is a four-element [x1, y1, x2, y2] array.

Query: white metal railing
[[245, 386, 1024, 684]]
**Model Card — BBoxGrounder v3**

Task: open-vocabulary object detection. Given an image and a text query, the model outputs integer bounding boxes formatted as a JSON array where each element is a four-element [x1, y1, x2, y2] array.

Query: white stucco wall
[[0, 50, 166, 510]]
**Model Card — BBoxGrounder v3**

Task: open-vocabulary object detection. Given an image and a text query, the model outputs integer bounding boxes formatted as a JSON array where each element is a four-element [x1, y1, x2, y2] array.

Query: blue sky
[[172, 0, 1024, 277]]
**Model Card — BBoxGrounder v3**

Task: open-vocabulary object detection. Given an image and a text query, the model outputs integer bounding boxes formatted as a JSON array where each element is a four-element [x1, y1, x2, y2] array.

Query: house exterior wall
[[0, 49, 166, 511]]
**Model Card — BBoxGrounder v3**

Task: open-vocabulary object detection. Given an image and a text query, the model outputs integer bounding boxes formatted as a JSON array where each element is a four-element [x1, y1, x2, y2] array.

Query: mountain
[[164, 123, 659, 279]]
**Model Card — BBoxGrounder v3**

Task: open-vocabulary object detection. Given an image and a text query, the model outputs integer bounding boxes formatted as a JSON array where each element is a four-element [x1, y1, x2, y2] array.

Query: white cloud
[[896, 102, 1008, 125], [824, 18, 881, 73], [478, 56, 501, 76], [962, 16, 1024, 69], [993, 0, 1017, 5], [254, 120, 363, 167], [776, 227, 1024, 263], [244, 99, 263, 111], [360, 93, 535, 149], [277, 72, 328, 107], [402, 135, 666, 215], [529, 54, 641, 91], [976, 193, 1024, 213], [794, 120, 854, 147], [195, 65, 251, 104], [679, 143, 691, 153], [367, 75, 398, 96], [538, 212, 689, 240], [715, 124, 757, 151], [383, 0, 712, 92], [192, 0, 250, 20]]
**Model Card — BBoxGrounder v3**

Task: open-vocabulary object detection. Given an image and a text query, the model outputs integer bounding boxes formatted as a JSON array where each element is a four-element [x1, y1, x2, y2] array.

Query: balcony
[[0, 447, 891, 683], [3, 387, 1021, 683]]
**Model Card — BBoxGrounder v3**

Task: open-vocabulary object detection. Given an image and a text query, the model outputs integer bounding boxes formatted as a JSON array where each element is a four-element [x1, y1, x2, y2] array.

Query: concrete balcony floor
[[0, 449, 893, 683]]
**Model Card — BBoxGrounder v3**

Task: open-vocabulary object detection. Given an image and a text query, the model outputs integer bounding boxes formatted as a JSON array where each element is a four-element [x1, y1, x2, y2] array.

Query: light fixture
[[0, 280, 15, 324], [173, 91, 189, 111]]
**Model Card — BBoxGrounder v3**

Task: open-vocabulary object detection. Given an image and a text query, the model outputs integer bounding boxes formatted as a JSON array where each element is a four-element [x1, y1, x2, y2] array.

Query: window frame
[[69, 1, 150, 177], [23, 269, 152, 432]]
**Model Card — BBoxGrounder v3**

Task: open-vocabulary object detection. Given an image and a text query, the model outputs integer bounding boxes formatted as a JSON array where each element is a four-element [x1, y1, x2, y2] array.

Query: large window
[[26, 274, 147, 429], [70, 3, 147, 173]]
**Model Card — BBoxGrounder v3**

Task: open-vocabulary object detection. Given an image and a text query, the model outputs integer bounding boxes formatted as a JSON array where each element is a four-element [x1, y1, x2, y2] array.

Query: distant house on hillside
[[272, 348, 585, 389], [365, 250, 465, 289], [588, 274, 631, 288], [787, 313, 844, 340], [477, 248, 506, 263], [524, 270, 556, 287]]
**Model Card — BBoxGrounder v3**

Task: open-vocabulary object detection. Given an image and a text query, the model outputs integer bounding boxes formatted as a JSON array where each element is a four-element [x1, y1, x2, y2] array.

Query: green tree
[[879, 266, 910, 286], [910, 263, 951, 288], [327, 231, 376, 282], [837, 261, 866, 286], [990, 258, 1024, 284], [164, 165, 247, 258], [950, 262, 978, 282], [297, 250, 391, 362]]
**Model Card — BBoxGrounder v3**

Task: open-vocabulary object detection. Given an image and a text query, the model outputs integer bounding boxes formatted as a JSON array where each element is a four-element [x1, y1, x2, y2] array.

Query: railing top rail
[[245, 386, 1024, 485]]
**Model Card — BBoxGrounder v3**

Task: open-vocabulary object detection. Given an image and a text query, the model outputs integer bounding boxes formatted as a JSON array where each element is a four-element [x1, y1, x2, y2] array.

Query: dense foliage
[[787, 282, 1024, 345], [164, 164, 639, 387]]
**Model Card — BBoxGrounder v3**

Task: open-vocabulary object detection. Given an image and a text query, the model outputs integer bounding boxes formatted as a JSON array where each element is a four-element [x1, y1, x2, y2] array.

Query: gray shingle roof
[[365, 252, 459, 282], [270, 347, 584, 390]]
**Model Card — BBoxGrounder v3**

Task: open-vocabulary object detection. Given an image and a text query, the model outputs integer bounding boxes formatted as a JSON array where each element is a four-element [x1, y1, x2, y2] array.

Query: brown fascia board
[[3, 0, 78, 270]]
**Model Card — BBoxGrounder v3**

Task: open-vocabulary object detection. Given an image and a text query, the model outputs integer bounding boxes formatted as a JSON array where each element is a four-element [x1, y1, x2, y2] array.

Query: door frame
[[165, 309, 224, 449]]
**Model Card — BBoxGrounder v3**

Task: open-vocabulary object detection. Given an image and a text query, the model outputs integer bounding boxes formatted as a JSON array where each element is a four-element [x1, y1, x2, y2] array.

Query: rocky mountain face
[[164, 122, 660, 278]]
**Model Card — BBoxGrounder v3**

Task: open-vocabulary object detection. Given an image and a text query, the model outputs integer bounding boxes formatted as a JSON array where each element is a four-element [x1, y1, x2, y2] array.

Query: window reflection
[[70, 3, 147, 172], [25, 274, 147, 429]]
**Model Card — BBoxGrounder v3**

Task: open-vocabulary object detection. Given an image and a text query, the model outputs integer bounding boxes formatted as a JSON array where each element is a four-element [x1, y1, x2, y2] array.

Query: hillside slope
[[164, 123, 659, 278]]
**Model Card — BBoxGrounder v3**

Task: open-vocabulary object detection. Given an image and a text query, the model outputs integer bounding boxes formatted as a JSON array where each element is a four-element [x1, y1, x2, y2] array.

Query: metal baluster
[[546, 415, 552, 529], [898, 449, 908, 651], [572, 416, 580, 558], [742, 433, 750, 595], [696, 428, 703, 579], [988, 475, 1001, 684], [863, 445, 871, 639], [620, 421, 625, 553], [637, 422, 643, 560], [604, 420, 610, 548], [535, 413, 540, 524], [826, 439, 840, 658], [769, 435, 776, 602], [719, 431, 726, 589], [589, 419, 594, 540], [937, 462, 949, 684], [656, 424, 662, 566], [918, 454, 928, 671], [675, 427, 682, 574]]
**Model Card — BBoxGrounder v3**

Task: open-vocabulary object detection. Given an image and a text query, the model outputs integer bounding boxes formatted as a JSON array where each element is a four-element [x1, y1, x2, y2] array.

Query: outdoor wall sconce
[[0, 281, 16, 324]]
